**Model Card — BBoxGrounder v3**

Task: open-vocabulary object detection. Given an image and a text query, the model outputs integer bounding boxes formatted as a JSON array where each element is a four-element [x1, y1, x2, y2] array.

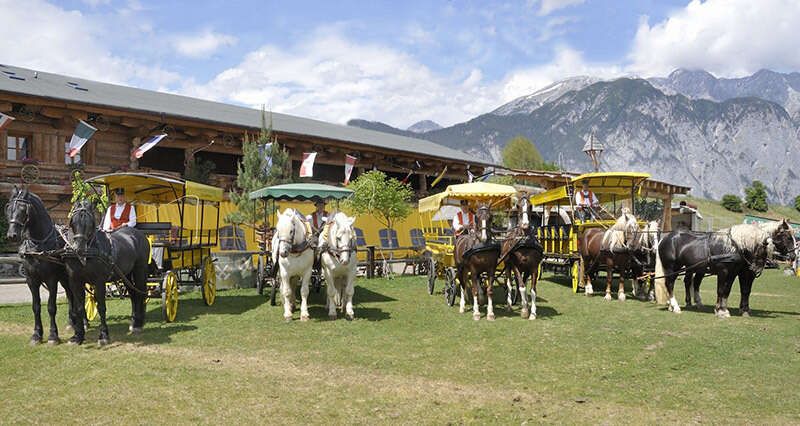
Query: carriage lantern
[[582, 134, 605, 172]]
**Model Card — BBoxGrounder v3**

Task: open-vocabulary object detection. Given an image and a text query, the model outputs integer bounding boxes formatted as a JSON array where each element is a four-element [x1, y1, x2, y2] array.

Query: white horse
[[318, 212, 358, 320], [272, 209, 315, 321]]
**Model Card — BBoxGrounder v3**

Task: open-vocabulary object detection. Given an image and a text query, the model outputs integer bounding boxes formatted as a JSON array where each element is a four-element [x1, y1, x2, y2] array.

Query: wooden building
[[0, 64, 491, 220]]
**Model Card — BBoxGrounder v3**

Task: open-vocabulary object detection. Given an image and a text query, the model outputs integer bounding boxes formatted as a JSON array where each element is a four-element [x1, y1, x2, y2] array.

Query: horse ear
[[347, 217, 355, 226]]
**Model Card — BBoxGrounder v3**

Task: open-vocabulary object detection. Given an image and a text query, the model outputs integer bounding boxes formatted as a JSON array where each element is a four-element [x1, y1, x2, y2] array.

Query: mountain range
[[348, 69, 800, 204]]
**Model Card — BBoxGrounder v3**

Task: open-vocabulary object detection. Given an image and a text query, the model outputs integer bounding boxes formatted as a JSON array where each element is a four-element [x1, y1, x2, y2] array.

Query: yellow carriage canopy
[[419, 182, 518, 213], [87, 172, 224, 204], [530, 172, 650, 206]]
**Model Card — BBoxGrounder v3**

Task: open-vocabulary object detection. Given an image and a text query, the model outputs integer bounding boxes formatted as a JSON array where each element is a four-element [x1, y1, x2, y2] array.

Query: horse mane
[[602, 212, 638, 250], [722, 223, 769, 253], [757, 220, 786, 235], [638, 220, 660, 248]]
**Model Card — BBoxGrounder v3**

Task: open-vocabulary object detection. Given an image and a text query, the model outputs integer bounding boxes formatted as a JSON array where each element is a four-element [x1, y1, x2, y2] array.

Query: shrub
[[721, 194, 743, 212]]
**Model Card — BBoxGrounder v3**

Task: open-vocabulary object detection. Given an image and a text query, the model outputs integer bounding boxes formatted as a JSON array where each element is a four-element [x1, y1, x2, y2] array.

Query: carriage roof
[[248, 183, 354, 201], [530, 172, 650, 205], [418, 182, 517, 213], [87, 172, 224, 204]]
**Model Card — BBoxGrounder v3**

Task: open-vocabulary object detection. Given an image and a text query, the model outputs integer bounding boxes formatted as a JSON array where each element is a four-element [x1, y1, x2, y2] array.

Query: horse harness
[[8, 194, 60, 256], [320, 222, 357, 263], [279, 217, 312, 255]]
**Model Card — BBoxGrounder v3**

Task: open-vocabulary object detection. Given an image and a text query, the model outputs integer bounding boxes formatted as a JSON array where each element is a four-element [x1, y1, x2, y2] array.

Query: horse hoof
[[715, 310, 727, 319], [328, 314, 337, 321], [284, 316, 293, 323], [98, 338, 110, 346], [473, 313, 481, 321], [741, 310, 750, 317], [67, 337, 83, 345], [65, 323, 73, 332], [47, 337, 61, 346], [29, 336, 42, 346], [129, 327, 143, 335], [345, 314, 354, 321], [459, 308, 465, 314], [603, 294, 612, 301], [618, 294, 626, 302], [487, 314, 495, 321], [300, 315, 310, 322], [521, 309, 530, 319], [585, 285, 594, 295], [529, 313, 537, 320], [696, 302, 704, 308]]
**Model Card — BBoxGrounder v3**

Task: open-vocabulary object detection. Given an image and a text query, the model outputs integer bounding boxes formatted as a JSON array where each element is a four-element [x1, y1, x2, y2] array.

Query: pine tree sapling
[[794, 195, 800, 213], [744, 180, 768, 212], [345, 171, 413, 232], [184, 157, 216, 184], [721, 194, 743, 212]]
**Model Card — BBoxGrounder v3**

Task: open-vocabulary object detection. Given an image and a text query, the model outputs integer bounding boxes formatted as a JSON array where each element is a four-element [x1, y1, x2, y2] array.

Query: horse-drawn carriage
[[249, 183, 354, 307], [418, 182, 529, 318], [530, 172, 655, 296], [85, 172, 223, 322]]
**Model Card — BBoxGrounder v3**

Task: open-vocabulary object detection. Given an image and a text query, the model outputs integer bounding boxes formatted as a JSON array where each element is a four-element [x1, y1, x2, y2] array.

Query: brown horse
[[501, 196, 543, 319], [454, 205, 500, 321], [578, 211, 640, 301]]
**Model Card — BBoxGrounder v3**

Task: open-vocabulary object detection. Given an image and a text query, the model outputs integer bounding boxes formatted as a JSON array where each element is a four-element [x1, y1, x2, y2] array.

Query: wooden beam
[[39, 107, 64, 119]]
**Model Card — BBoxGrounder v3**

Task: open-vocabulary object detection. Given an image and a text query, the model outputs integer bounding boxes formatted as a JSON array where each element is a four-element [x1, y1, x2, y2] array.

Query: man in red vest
[[306, 200, 329, 234], [574, 181, 599, 222], [452, 200, 474, 236], [102, 188, 137, 231]]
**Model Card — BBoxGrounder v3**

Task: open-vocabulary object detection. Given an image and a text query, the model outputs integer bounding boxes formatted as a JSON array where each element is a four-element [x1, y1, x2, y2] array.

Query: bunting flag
[[299, 152, 317, 177], [401, 170, 414, 184], [467, 170, 475, 183], [258, 142, 274, 172], [344, 154, 357, 185], [0, 112, 15, 131], [132, 134, 167, 159], [430, 166, 448, 188], [67, 120, 98, 158]]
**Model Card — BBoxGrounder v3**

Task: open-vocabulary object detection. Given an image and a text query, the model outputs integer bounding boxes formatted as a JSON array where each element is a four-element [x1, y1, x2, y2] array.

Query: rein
[[278, 215, 311, 254]]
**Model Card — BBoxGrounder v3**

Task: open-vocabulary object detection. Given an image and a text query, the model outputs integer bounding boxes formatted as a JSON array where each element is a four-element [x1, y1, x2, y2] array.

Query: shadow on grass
[[677, 303, 800, 318], [354, 286, 396, 303]]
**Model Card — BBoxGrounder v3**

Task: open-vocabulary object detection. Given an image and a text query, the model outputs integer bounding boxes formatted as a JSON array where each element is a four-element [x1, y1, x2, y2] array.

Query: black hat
[[460, 200, 469, 206], [113, 188, 125, 195]]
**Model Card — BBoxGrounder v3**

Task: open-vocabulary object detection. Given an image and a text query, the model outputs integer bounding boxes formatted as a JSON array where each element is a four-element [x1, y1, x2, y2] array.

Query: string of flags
[[299, 152, 317, 177], [344, 154, 357, 185], [132, 134, 168, 159], [67, 120, 97, 158], [0, 112, 15, 131]]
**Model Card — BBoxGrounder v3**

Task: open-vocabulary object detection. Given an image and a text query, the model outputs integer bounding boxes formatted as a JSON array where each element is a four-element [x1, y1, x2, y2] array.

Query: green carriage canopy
[[248, 183, 354, 201]]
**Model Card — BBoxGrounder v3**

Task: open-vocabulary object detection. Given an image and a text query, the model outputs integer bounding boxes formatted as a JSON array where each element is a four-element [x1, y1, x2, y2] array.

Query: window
[[378, 228, 399, 249], [409, 228, 425, 249], [64, 142, 81, 164], [6, 134, 29, 161], [219, 225, 246, 251], [353, 227, 366, 247]]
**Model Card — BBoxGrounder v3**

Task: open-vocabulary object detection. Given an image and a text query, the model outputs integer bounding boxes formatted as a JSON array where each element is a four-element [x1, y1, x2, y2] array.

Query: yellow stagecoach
[[530, 172, 650, 293], [418, 182, 518, 306], [85, 172, 223, 322]]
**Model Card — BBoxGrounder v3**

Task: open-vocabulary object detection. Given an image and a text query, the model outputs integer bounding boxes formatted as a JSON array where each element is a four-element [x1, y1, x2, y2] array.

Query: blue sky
[[2, 0, 799, 127]]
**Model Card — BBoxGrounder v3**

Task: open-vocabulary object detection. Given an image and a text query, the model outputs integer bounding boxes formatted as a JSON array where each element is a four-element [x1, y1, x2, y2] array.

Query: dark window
[[219, 225, 246, 251], [138, 146, 185, 174], [378, 228, 399, 249], [196, 151, 241, 175], [6, 134, 29, 161]]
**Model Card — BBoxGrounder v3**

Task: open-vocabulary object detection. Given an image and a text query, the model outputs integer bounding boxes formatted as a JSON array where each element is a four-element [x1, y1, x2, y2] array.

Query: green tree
[[634, 198, 664, 221], [184, 156, 216, 184], [744, 180, 768, 212], [794, 195, 800, 212], [345, 170, 413, 232], [501, 136, 558, 171], [70, 170, 108, 215], [721, 194, 743, 212], [227, 108, 291, 225]]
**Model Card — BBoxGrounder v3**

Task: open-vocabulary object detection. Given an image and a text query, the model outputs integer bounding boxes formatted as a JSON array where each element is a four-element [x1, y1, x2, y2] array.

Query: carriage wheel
[[201, 257, 216, 306], [427, 258, 436, 295], [20, 164, 39, 184], [270, 279, 278, 306], [570, 260, 583, 293], [84, 284, 98, 321], [161, 271, 179, 322], [444, 267, 458, 307], [256, 257, 265, 295]]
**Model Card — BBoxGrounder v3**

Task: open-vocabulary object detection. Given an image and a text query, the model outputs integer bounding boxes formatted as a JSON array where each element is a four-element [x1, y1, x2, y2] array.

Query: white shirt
[[574, 190, 599, 207], [102, 202, 137, 231], [306, 211, 328, 230], [452, 210, 474, 232]]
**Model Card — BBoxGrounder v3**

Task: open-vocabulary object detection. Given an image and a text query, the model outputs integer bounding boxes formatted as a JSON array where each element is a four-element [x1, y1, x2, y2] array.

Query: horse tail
[[654, 241, 668, 305]]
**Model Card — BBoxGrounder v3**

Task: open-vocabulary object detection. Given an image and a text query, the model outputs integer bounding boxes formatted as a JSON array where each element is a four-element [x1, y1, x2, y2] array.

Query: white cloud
[[0, 0, 179, 87], [534, 0, 586, 16], [629, 0, 800, 77], [181, 29, 501, 128], [172, 30, 238, 59]]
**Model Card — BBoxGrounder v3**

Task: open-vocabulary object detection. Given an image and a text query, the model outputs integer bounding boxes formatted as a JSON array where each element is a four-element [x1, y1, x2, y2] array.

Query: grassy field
[[681, 195, 800, 230], [1, 271, 799, 424]]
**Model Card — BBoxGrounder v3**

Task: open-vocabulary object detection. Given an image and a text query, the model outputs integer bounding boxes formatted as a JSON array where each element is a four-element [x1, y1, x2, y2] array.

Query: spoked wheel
[[84, 284, 98, 321], [161, 271, 178, 322], [571, 259, 583, 293], [270, 263, 279, 306], [427, 257, 436, 295], [201, 256, 216, 306], [444, 267, 459, 307]]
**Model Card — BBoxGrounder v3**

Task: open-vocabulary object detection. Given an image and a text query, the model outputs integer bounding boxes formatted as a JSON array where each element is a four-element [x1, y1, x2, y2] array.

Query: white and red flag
[[299, 152, 317, 177], [131, 134, 167, 159], [344, 154, 357, 184], [0, 112, 15, 131], [67, 120, 98, 158]]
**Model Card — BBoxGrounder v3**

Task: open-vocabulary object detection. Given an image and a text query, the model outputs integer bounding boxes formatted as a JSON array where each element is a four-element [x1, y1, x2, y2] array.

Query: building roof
[[0, 64, 489, 167]]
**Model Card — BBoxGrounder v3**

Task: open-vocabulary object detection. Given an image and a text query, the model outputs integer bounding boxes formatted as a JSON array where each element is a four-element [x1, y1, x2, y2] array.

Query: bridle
[[325, 221, 357, 264], [69, 202, 98, 249], [278, 214, 309, 255], [7, 193, 57, 247]]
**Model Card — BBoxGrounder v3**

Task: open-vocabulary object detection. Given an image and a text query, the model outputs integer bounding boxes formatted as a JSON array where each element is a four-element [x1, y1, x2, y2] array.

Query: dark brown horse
[[501, 196, 543, 319], [577, 211, 640, 301], [454, 205, 500, 321]]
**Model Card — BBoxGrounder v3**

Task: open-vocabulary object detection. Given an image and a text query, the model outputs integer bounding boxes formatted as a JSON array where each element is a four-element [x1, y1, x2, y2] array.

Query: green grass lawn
[[682, 195, 800, 230], [1, 271, 799, 424]]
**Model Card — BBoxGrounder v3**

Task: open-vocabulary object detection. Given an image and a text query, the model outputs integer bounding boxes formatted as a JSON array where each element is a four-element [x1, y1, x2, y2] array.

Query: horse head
[[327, 212, 356, 265], [5, 186, 29, 242], [475, 204, 493, 243], [604, 210, 640, 251], [275, 209, 305, 258], [69, 199, 98, 257], [770, 219, 797, 262], [518, 196, 531, 231]]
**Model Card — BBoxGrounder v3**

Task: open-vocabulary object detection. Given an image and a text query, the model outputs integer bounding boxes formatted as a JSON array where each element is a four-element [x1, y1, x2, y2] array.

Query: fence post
[[366, 245, 375, 279]]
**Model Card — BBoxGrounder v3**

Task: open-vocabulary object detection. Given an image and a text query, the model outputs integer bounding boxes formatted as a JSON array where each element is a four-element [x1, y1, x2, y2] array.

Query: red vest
[[110, 203, 132, 229], [457, 211, 474, 226], [311, 211, 328, 229]]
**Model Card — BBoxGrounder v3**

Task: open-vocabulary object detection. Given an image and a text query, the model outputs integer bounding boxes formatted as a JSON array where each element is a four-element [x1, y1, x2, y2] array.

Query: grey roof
[[0, 64, 491, 166]]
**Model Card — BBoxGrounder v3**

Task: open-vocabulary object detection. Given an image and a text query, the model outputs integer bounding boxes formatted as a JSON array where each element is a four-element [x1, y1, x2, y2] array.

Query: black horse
[[655, 221, 796, 317], [65, 199, 150, 345], [5, 187, 74, 345]]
